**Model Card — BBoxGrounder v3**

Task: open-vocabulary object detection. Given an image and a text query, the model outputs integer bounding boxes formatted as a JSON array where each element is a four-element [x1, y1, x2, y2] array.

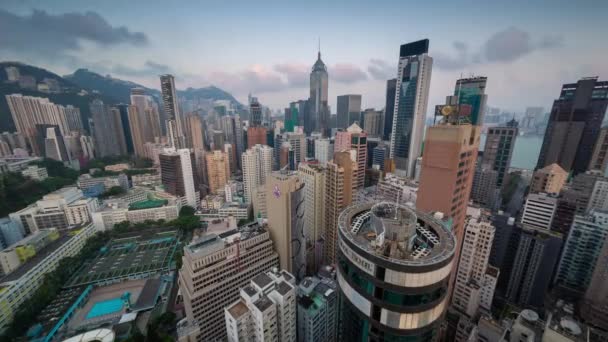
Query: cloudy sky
[[1, 0, 607, 114]]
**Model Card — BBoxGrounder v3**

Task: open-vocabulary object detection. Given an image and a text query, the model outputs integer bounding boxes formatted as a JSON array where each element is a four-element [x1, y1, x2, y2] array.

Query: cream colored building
[[530, 163, 568, 194], [205, 150, 230, 194]]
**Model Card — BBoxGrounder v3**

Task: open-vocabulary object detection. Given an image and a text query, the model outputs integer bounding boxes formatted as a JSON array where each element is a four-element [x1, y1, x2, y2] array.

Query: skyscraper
[[221, 115, 244, 170], [160, 74, 185, 148], [582, 235, 608, 331], [390, 39, 433, 177], [116, 104, 135, 154], [185, 114, 205, 151], [297, 163, 326, 274], [205, 150, 231, 194], [383, 78, 397, 141], [314, 138, 334, 165], [362, 108, 383, 138], [89, 99, 127, 157], [130, 87, 161, 146], [310, 49, 329, 136], [285, 132, 306, 168], [159, 148, 198, 208], [336, 95, 362, 129], [451, 76, 488, 125], [589, 126, 608, 176], [249, 96, 263, 127], [337, 202, 456, 341], [265, 171, 306, 280], [521, 192, 558, 231], [537, 77, 608, 175], [335, 123, 367, 189], [242, 144, 273, 203], [323, 151, 354, 265], [247, 126, 267, 149], [529, 163, 568, 194], [481, 120, 518, 187]]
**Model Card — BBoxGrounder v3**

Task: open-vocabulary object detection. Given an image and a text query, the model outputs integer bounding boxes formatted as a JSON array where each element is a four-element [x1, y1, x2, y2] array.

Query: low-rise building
[[104, 163, 130, 172], [21, 165, 48, 181], [77, 173, 129, 197], [92, 199, 180, 231], [297, 275, 338, 342], [0, 229, 60, 275]]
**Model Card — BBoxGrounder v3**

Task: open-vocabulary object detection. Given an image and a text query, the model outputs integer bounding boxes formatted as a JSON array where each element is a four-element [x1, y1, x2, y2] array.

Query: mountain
[[0, 62, 243, 133]]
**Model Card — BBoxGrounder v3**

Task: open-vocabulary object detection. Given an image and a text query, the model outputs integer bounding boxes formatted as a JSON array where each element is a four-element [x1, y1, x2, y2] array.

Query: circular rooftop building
[[337, 201, 456, 341]]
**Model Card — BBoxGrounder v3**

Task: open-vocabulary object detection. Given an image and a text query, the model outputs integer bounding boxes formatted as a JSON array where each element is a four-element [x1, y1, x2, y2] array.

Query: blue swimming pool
[[86, 298, 123, 319]]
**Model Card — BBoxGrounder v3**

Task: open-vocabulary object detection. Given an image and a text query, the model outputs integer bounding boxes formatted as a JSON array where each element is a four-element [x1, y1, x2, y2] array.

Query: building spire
[[318, 37, 321, 59]]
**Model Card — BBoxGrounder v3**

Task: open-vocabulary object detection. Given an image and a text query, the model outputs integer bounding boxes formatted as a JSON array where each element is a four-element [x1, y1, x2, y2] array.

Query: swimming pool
[[86, 298, 123, 319]]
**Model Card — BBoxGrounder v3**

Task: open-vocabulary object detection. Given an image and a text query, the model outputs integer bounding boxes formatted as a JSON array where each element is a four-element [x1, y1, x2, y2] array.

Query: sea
[[479, 134, 543, 171]]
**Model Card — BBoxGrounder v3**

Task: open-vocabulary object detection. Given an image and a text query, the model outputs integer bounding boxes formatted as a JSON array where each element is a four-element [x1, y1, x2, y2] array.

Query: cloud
[[0, 9, 148, 61], [86, 60, 171, 78], [367, 59, 395, 80], [274, 63, 309, 87], [434, 27, 563, 70], [331, 63, 368, 83], [210, 65, 285, 94]]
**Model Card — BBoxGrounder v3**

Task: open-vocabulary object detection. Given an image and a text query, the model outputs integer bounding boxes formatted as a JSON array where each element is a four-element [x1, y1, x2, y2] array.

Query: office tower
[[383, 79, 397, 141], [297, 275, 338, 342], [89, 99, 127, 157], [225, 269, 297, 342], [537, 77, 608, 174], [314, 138, 334, 165], [222, 115, 244, 170], [505, 226, 562, 309], [159, 149, 198, 207], [212, 130, 225, 150], [288, 100, 308, 133], [521, 192, 558, 230], [488, 213, 520, 295], [470, 164, 499, 210], [41, 125, 69, 162], [179, 223, 280, 341], [451, 77, 488, 125], [297, 163, 326, 274], [160, 74, 185, 148], [589, 126, 608, 176], [335, 123, 367, 189], [416, 109, 480, 280], [336, 95, 362, 129], [114, 104, 135, 154], [554, 210, 608, 292], [530, 163, 568, 194], [249, 96, 263, 127], [582, 236, 608, 331], [265, 171, 306, 280], [323, 151, 354, 265], [183, 114, 205, 150], [5, 94, 82, 155], [389, 39, 433, 177], [242, 144, 273, 203], [279, 142, 294, 170], [130, 87, 161, 147], [452, 207, 497, 317], [362, 108, 383, 138], [306, 134, 320, 159], [481, 120, 518, 187], [371, 145, 388, 171], [285, 132, 306, 168], [310, 49, 330, 136], [205, 150, 230, 194], [247, 126, 268, 148], [337, 201, 456, 341], [224, 143, 236, 175]]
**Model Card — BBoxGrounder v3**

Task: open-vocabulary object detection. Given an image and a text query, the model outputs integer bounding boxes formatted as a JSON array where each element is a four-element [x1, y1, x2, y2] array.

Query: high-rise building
[[249, 96, 263, 127], [224, 269, 297, 342], [310, 49, 330, 137], [115, 104, 135, 154], [554, 210, 608, 293], [505, 226, 562, 310], [242, 144, 273, 203], [323, 151, 354, 265], [297, 275, 338, 342], [247, 126, 267, 149], [389, 39, 433, 177], [337, 202, 456, 341], [159, 148, 198, 208], [222, 115, 244, 170], [41, 125, 69, 162], [451, 77, 488, 125], [371, 144, 388, 171], [470, 163, 499, 210], [530, 163, 568, 194], [481, 120, 518, 187], [362, 108, 383, 138], [452, 207, 497, 317], [130, 87, 161, 149], [160, 74, 185, 148], [285, 132, 306, 168], [184, 114, 205, 151], [582, 234, 608, 331], [537, 77, 608, 175], [383, 78, 397, 141], [314, 138, 334, 165], [297, 163, 326, 274], [89, 99, 127, 157], [336, 95, 362, 129], [335, 123, 367, 189], [265, 171, 306, 280], [205, 150, 230, 194], [416, 111, 480, 283], [589, 126, 608, 176], [521, 192, 558, 231], [178, 223, 280, 342]]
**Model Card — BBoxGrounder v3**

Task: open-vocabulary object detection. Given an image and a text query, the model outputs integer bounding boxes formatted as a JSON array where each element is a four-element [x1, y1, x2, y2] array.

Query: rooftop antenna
[[318, 37, 321, 59]]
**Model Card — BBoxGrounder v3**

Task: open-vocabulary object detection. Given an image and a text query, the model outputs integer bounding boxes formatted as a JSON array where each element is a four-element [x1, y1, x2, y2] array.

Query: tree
[[179, 206, 195, 217], [100, 186, 126, 198], [171, 215, 200, 232]]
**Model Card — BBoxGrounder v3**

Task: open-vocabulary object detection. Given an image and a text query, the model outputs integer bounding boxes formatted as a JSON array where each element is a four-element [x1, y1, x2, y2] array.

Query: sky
[[1, 0, 607, 114]]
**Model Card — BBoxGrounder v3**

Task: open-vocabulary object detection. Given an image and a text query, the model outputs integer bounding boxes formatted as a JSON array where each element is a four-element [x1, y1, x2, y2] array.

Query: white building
[[65, 198, 99, 226], [92, 201, 179, 231], [314, 138, 333, 165], [588, 179, 608, 212], [285, 132, 306, 167], [225, 269, 296, 342], [21, 165, 48, 181], [242, 144, 273, 203], [521, 193, 558, 230], [452, 207, 497, 317]]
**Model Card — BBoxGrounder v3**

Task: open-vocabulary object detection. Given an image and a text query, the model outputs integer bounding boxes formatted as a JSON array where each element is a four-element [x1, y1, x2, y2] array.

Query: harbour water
[[479, 134, 543, 170]]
